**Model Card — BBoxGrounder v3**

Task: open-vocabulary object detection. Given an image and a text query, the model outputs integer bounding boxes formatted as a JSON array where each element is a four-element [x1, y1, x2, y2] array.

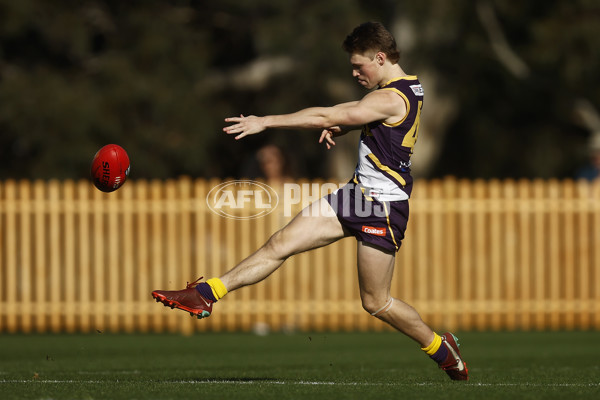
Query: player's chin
[[357, 80, 373, 89]]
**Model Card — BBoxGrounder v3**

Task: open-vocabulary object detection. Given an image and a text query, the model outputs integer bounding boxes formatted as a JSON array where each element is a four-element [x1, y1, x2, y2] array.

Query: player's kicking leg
[[356, 241, 468, 380], [152, 197, 347, 318]]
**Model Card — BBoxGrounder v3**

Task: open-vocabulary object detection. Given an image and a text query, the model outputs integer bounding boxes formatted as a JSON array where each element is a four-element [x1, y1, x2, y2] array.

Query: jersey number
[[401, 100, 423, 152]]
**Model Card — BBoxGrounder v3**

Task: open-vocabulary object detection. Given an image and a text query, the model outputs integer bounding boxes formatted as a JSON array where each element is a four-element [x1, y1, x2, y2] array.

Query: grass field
[[1, 331, 599, 399]]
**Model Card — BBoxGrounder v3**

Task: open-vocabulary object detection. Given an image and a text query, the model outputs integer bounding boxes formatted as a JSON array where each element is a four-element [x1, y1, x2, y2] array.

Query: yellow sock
[[206, 278, 228, 301], [421, 332, 443, 355]]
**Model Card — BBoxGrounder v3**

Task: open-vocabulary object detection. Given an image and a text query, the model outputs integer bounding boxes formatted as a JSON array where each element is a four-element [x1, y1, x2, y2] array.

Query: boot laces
[[186, 277, 204, 289]]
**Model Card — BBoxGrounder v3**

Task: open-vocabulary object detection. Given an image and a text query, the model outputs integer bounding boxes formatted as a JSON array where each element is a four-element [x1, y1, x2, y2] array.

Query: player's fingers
[[318, 130, 329, 143], [223, 125, 239, 134]]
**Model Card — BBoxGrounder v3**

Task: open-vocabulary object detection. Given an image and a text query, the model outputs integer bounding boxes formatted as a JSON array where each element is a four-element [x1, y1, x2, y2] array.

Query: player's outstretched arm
[[223, 101, 360, 140], [223, 107, 343, 140], [223, 91, 403, 141]]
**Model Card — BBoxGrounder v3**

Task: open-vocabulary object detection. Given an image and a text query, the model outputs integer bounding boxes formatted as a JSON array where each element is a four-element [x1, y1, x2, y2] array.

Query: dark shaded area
[[0, 0, 598, 180]]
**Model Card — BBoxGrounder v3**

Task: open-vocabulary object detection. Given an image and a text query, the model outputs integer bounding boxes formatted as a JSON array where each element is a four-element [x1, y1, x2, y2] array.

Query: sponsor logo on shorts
[[361, 226, 387, 236]]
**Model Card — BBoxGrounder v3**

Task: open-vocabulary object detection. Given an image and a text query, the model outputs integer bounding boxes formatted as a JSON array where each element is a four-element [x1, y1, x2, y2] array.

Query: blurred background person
[[576, 135, 600, 180], [256, 144, 294, 183]]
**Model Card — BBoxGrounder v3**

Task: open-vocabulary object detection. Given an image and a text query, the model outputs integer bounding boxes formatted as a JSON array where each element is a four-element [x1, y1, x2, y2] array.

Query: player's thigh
[[356, 241, 396, 299], [273, 197, 347, 256]]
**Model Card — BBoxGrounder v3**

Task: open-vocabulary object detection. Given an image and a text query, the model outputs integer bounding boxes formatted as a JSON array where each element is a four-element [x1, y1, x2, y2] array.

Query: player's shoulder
[[363, 86, 405, 103], [361, 87, 407, 112], [381, 75, 422, 92], [381, 75, 420, 86], [357, 87, 407, 121]]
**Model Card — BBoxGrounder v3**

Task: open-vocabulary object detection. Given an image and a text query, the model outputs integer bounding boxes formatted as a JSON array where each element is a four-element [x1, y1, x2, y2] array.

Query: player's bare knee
[[361, 295, 393, 317], [361, 300, 376, 315], [263, 230, 290, 261]]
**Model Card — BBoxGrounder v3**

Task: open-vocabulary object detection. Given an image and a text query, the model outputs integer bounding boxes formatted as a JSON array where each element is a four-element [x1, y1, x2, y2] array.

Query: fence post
[[575, 179, 591, 329], [77, 180, 91, 332], [503, 179, 517, 330], [18, 180, 33, 333], [546, 179, 560, 330], [3, 181, 17, 332], [457, 179, 473, 330], [134, 180, 150, 332], [593, 180, 600, 329], [562, 179, 576, 330], [519, 179, 533, 329], [489, 179, 502, 331], [121, 183, 135, 333], [32, 181, 46, 332], [63, 180, 76, 332]]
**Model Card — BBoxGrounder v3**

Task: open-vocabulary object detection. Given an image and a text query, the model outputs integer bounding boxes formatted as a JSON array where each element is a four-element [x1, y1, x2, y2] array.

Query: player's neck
[[379, 64, 408, 86]]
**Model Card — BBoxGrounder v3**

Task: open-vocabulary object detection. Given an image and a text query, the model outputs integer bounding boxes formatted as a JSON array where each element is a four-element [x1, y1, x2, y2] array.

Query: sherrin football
[[91, 144, 130, 192]]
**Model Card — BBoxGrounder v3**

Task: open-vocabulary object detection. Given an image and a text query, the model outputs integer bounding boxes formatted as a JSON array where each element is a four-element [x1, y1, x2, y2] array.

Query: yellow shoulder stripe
[[380, 75, 418, 87], [379, 88, 410, 127]]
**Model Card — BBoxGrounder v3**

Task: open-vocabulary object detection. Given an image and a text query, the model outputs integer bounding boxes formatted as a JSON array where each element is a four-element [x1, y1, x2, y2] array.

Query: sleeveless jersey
[[353, 76, 424, 201]]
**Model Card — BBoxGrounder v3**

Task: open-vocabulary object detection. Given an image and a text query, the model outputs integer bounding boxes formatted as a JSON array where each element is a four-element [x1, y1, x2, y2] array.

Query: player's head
[[343, 22, 400, 89], [342, 22, 400, 64]]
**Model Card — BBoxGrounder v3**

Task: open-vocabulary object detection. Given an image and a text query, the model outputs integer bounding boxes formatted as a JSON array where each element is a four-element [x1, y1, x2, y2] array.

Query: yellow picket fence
[[1, 177, 599, 333]]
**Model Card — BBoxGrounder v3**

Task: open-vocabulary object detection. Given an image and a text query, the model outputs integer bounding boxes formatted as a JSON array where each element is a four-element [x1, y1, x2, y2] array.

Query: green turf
[[1, 331, 599, 399]]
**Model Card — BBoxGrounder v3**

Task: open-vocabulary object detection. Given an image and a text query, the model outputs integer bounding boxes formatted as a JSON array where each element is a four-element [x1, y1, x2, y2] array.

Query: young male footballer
[[152, 22, 468, 381]]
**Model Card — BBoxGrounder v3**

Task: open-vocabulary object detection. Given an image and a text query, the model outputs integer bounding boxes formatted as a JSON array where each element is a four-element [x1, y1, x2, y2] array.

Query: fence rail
[[1, 177, 599, 333]]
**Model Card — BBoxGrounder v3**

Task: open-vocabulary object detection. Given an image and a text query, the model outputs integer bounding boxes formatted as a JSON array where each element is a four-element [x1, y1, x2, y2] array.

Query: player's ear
[[376, 52, 386, 66]]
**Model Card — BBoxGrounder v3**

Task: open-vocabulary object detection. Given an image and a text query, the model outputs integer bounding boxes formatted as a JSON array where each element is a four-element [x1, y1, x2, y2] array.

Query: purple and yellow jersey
[[354, 76, 424, 201]]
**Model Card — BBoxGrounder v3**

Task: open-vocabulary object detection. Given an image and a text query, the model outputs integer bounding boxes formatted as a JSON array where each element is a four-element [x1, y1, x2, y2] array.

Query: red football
[[91, 144, 131, 192]]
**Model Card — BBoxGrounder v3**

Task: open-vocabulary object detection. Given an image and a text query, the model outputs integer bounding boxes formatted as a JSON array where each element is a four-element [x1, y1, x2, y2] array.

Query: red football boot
[[439, 332, 469, 380], [151, 278, 213, 319]]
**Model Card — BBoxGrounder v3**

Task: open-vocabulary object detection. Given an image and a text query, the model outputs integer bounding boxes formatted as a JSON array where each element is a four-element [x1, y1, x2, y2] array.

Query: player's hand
[[223, 115, 265, 140], [319, 126, 342, 150]]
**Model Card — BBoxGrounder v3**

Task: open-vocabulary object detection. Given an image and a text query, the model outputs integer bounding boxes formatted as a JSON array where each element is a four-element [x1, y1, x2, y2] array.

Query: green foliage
[[0, 0, 598, 179], [0, 0, 219, 179], [405, 0, 600, 178]]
